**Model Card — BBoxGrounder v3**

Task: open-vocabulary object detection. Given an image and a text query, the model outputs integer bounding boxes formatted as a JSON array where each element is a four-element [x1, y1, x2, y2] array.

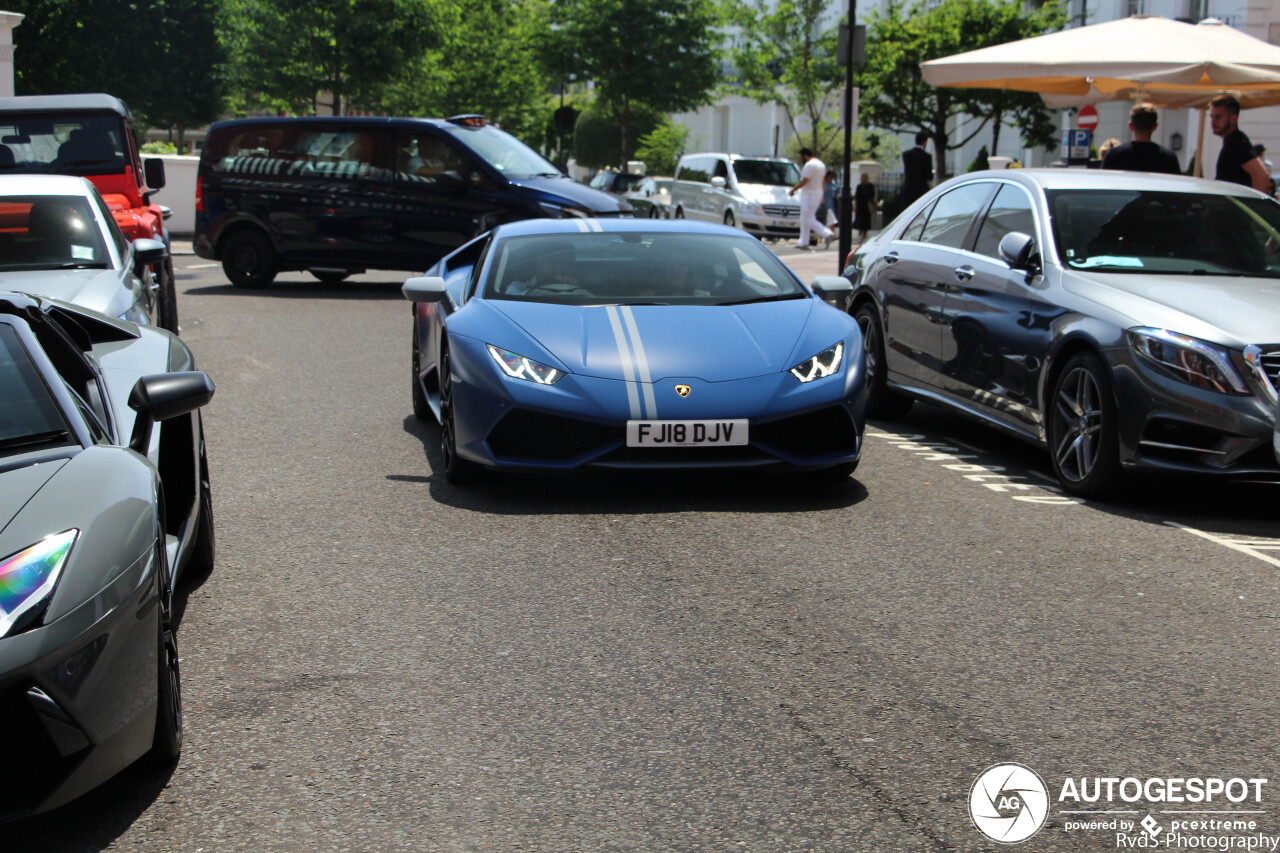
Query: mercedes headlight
[[1128, 328, 1249, 395], [488, 345, 564, 385], [740, 200, 764, 216], [537, 202, 591, 219], [0, 530, 77, 637], [790, 343, 844, 383]]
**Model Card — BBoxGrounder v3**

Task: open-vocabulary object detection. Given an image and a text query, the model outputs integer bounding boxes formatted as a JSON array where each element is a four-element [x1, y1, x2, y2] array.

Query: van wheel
[[723, 211, 736, 228], [221, 230, 278, 289], [674, 207, 685, 219]]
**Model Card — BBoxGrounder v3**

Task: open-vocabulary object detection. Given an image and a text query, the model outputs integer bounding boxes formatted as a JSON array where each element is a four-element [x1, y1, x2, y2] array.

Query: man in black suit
[[901, 131, 932, 206]]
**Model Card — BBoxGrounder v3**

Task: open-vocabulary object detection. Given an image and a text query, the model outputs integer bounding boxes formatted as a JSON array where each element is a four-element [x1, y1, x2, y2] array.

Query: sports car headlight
[[487, 345, 564, 385], [537, 202, 591, 219], [0, 529, 77, 637], [1128, 328, 1249, 395], [790, 343, 844, 382]]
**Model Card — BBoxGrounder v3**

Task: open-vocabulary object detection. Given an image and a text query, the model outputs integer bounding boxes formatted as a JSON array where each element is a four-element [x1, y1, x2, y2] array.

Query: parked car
[[195, 114, 628, 289], [845, 168, 1280, 497], [404, 218, 863, 484], [587, 169, 645, 197], [0, 94, 177, 332], [0, 291, 214, 819], [0, 174, 168, 326], [670, 153, 802, 239], [622, 176, 674, 218]]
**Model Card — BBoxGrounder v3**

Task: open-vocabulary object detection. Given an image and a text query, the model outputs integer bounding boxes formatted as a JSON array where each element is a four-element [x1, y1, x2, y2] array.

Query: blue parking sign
[[1062, 129, 1092, 162]]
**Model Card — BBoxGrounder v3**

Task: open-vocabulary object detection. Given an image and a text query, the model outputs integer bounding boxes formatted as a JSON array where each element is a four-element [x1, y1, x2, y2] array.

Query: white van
[[670, 153, 803, 239]]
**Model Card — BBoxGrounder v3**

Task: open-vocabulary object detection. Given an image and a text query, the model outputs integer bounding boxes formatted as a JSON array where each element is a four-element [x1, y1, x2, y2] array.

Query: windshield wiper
[[0, 429, 70, 451], [720, 292, 808, 306]]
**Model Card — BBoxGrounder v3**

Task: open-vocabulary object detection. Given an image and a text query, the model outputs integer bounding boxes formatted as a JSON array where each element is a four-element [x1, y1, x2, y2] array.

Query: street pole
[[837, 0, 857, 273]]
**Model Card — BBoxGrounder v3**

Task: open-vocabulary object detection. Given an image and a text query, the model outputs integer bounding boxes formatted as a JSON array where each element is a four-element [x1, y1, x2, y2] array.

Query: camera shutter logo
[[969, 763, 1050, 844]]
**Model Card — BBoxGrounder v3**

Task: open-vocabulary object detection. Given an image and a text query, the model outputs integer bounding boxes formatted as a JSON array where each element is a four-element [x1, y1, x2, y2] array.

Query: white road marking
[[186, 262, 220, 269], [1166, 523, 1280, 569]]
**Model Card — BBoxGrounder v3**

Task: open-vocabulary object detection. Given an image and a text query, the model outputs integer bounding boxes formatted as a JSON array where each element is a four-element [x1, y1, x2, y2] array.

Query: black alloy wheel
[[1047, 351, 1121, 498], [438, 344, 480, 485], [411, 323, 431, 422], [187, 423, 215, 578], [854, 303, 914, 419], [148, 540, 182, 763], [156, 257, 180, 334], [221, 230, 278, 289]]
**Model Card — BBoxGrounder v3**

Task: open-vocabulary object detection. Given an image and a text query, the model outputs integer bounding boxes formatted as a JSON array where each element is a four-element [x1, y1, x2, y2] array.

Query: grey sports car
[[845, 169, 1280, 497], [0, 291, 214, 818]]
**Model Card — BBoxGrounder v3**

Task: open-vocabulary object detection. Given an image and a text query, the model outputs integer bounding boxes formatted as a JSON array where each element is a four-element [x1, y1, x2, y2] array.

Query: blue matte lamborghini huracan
[[404, 219, 866, 484]]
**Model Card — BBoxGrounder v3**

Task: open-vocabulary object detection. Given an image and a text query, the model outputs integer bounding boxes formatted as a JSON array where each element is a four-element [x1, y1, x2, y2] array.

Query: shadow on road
[[184, 277, 405, 300], [398, 415, 869, 514]]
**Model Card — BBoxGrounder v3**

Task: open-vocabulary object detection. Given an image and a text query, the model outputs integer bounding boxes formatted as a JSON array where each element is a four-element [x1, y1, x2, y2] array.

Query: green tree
[[223, 0, 444, 116], [147, 0, 226, 153], [634, 118, 689, 176], [730, 0, 841, 156], [781, 121, 901, 169], [572, 100, 664, 171], [545, 0, 722, 167], [858, 0, 1065, 181]]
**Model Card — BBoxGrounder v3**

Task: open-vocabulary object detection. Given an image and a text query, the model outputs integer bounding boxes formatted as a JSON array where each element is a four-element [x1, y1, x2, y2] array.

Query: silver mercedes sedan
[[844, 168, 1280, 498]]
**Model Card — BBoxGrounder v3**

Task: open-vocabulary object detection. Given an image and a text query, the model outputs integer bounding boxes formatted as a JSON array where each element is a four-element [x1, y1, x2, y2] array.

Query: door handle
[[884, 251, 899, 264], [954, 265, 975, 281]]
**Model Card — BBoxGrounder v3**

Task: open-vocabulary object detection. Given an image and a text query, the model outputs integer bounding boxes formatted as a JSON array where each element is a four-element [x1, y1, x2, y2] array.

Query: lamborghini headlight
[[487, 345, 564, 385], [790, 343, 844, 382], [0, 529, 77, 637], [1128, 328, 1249, 395]]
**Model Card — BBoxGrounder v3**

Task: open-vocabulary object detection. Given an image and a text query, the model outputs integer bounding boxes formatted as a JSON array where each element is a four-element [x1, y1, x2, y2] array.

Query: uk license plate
[[626, 419, 749, 447]]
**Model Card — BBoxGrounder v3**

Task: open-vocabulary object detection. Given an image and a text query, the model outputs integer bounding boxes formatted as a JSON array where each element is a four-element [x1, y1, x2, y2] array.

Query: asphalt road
[[10, 253, 1280, 852]]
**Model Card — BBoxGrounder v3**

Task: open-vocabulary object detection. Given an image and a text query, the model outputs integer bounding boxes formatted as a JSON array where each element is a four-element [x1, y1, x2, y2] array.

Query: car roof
[[491, 218, 744, 239], [207, 115, 478, 132], [0, 174, 96, 196], [0, 93, 130, 116], [954, 168, 1263, 197]]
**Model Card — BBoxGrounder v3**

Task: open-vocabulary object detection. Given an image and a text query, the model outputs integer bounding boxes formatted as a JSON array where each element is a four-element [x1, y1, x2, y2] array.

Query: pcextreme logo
[[970, 763, 1051, 844]]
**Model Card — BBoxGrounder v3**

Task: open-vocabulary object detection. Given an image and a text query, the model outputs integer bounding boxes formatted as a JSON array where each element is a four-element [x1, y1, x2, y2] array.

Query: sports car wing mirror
[[127, 371, 216, 454], [999, 232, 1036, 270], [810, 275, 854, 310], [402, 276, 450, 303], [131, 237, 168, 271]]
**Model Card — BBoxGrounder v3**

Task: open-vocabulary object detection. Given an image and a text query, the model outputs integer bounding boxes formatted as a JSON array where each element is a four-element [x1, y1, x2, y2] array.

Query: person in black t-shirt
[[1210, 93, 1270, 192], [1101, 103, 1181, 175]]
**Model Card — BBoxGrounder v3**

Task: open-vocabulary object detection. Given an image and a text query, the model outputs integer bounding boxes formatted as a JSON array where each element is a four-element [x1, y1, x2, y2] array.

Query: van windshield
[[732, 160, 801, 186], [445, 125, 560, 180]]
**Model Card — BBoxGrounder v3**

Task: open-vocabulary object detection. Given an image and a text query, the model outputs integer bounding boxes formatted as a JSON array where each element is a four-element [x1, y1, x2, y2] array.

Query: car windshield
[[485, 232, 808, 306], [445, 125, 560, 179], [0, 324, 74, 455], [0, 112, 129, 175], [0, 195, 110, 271], [1048, 189, 1280, 277], [732, 159, 801, 186]]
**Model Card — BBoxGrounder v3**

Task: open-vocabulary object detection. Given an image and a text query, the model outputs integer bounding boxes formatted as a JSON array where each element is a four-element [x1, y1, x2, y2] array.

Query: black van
[[194, 115, 629, 287]]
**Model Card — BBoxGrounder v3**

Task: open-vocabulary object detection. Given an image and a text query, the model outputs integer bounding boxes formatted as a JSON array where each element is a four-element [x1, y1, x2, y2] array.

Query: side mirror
[[403, 275, 450, 303], [131, 237, 168, 269], [127, 371, 215, 454], [710, 176, 727, 188], [998, 231, 1036, 269], [810, 275, 854, 310], [144, 158, 166, 191]]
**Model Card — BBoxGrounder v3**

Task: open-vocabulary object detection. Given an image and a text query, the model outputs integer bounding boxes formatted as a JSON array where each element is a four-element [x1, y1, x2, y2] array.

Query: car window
[[973, 185, 1037, 260], [0, 112, 127, 176], [210, 126, 295, 176], [899, 201, 935, 242], [1048, 189, 1280, 276], [0, 324, 76, 455], [0, 195, 110, 271], [731, 159, 801, 186], [713, 159, 729, 180], [678, 158, 709, 184], [90, 189, 130, 259], [919, 183, 994, 249], [294, 130, 378, 179], [443, 124, 559, 180], [485, 232, 808, 305]]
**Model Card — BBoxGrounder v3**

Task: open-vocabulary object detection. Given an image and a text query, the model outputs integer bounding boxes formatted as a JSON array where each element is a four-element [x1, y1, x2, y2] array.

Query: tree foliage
[[729, 0, 841, 155], [545, 0, 722, 167], [147, 0, 225, 152], [634, 117, 689, 176], [572, 100, 664, 171], [222, 0, 444, 116], [858, 0, 1065, 180]]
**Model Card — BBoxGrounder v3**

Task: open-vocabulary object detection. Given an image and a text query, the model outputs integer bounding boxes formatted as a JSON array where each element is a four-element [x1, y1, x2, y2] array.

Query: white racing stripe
[[619, 306, 658, 418], [605, 306, 642, 418], [570, 219, 590, 233], [585, 218, 604, 233]]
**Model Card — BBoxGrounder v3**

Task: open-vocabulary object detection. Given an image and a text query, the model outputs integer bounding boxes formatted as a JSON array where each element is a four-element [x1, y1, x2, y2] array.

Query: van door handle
[[884, 251, 899, 264], [954, 265, 975, 281]]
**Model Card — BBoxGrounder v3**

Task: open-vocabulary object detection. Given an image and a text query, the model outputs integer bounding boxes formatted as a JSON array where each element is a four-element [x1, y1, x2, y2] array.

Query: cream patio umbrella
[[920, 15, 1280, 175]]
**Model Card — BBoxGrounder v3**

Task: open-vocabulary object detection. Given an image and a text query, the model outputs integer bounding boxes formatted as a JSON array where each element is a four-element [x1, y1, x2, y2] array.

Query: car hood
[[0, 268, 131, 319], [505, 175, 631, 215], [0, 459, 69, 535], [1062, 271, 1280, 347], [489, 299, 818, 382], [736, 184, 794, 206]]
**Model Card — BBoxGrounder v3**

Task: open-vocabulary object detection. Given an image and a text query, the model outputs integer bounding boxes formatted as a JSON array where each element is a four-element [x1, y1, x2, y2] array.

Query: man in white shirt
[[788, 148, 834, 250]]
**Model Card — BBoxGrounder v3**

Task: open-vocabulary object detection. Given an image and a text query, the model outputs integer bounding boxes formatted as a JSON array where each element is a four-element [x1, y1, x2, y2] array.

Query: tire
[[156, 257, 180, 334], [439, 344, 481, 485], [311, 270, 349, 284], [148, 540, 182, 764], [854, 303, 914, 419], [221, 230, 278, 289], [1047, 351, 1122, 498], [723, 210, 736, 228], [411, 322, 431, 422], [185, 423, 215, 578], [674, 206, 685, 219], [648, 206, 660, 219]]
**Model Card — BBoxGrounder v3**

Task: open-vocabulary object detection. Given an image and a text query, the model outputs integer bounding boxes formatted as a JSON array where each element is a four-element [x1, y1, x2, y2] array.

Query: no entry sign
[[1077, 105, 1099, 130]]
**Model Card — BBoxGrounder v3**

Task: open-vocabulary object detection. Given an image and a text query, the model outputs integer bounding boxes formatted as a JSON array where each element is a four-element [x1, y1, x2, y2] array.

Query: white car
[[0, 174, 167, 325]]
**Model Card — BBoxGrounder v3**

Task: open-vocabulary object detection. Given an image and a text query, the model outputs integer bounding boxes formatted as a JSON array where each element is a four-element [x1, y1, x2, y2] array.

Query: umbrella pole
[[1195, 107, 1207, 177]]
